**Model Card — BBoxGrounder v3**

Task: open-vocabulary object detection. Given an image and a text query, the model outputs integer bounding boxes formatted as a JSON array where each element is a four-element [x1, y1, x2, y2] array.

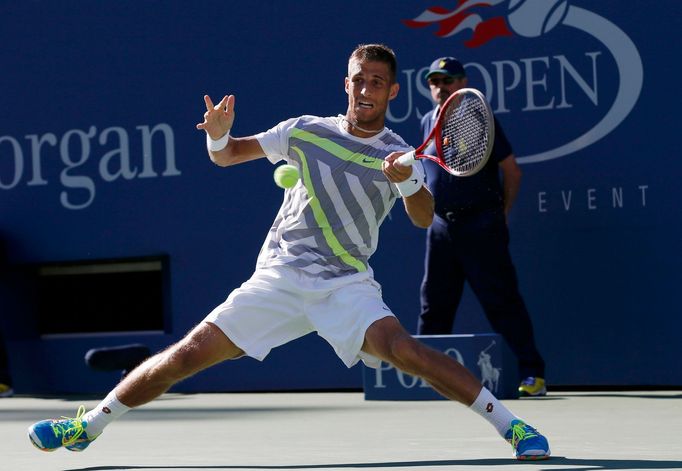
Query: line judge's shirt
[[254, 115, 419, 283]]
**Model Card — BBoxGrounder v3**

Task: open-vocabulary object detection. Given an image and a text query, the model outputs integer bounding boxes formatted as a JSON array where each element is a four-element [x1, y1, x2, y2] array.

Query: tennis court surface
[[2, 390, 681, 470]]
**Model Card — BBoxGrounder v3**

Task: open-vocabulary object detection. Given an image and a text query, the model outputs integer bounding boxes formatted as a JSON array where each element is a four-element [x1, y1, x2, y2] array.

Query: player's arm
[[499, 153, 522, 217], [401, 186, 434, 229], [196, 94, 267, 167], [383, 153, 434, 228]]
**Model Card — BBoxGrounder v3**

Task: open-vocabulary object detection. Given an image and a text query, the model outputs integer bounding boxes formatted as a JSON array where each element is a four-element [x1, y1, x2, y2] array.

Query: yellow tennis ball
[[458, 138, 467, 154], [273, 164, 300, 189]]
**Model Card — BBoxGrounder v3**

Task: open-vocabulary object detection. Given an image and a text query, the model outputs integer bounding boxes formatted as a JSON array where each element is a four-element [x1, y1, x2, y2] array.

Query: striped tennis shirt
[[254, 115, 420, 281]]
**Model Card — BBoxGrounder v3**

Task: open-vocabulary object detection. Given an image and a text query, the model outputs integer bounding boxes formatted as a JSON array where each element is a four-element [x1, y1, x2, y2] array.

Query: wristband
[[395, 167, 424, 198], [206, 132, 230, 152]]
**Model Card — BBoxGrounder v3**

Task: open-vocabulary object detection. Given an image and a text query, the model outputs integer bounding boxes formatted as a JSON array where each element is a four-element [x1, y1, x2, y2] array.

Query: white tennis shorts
[[204, 265, 394, 368]]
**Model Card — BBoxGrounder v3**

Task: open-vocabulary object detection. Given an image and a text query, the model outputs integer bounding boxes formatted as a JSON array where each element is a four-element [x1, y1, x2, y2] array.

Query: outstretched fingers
[[197, 94, 236, 138], [204, 94, 229, 112], [217, 95, 229, 111], [204, 94, 215, 111], [197, 95, 215, 130]]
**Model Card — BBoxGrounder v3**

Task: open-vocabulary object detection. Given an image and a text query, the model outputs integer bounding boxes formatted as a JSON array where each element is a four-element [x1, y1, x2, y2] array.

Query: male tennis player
[[28, 44, 549, 460]]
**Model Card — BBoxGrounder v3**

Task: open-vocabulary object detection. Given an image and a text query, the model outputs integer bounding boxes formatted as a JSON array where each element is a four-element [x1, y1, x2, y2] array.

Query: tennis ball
[[458, 138, 467, 154], [273, 164, 300, 189]]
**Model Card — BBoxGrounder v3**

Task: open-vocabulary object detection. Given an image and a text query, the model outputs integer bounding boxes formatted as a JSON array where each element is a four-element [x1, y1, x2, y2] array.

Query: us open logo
[[399, 0, 643, 164]]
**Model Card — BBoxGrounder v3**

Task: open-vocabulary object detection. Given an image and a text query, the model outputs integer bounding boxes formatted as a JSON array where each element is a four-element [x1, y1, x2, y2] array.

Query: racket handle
[[396, 150, 416, 166]]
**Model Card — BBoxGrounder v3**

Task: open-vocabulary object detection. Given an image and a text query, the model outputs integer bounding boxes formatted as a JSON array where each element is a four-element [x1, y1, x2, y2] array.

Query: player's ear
[[345, 77, 350, 95], [388, 82, 399, 101]]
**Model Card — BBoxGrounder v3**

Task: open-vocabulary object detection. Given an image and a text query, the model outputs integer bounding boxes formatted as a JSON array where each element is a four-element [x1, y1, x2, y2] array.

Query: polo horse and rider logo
[[477, 340, 501, 393]]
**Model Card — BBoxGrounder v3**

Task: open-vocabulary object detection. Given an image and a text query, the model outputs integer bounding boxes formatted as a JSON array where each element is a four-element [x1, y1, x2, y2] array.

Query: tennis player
[[28, 44, 549, 460]]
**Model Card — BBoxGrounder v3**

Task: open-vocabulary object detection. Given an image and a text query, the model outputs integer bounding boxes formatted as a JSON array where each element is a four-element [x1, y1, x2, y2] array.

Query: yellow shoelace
[[509, 421, 538, 448], [51, 405, 86, 446]]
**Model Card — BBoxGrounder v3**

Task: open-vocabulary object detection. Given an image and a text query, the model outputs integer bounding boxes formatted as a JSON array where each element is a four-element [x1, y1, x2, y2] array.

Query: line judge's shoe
[[0, 383, 14, 398], [505, 419, 550, 460], [28, 405, 99, 452], [518, 377, 547, 397]]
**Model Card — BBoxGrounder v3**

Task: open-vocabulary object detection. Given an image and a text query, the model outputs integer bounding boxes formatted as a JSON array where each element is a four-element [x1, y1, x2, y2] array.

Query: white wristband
[[395, 167, 424, 198], [206, 132, 230, 152]]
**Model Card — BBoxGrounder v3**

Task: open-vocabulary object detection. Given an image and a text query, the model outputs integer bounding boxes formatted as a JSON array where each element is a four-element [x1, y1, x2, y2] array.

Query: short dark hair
[[349, 44, 397, 83]]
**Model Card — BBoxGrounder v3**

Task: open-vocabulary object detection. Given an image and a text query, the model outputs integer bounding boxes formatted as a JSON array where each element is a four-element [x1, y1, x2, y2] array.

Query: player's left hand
[[382, 152, 413, 183], [196, 94, 235, 141]]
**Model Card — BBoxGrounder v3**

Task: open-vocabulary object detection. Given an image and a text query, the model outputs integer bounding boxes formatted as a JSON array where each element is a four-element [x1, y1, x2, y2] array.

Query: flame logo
[[404, 1, 644, 163], [403, 0, 513, 48]]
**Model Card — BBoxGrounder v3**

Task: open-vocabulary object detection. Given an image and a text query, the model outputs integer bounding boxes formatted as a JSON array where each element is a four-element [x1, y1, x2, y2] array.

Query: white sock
[[82, 390, 131, 436], [469, 387, 518, 437]]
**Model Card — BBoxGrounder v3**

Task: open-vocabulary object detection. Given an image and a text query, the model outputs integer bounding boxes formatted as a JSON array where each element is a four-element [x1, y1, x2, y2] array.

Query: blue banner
[[1, 1, 679, 393]]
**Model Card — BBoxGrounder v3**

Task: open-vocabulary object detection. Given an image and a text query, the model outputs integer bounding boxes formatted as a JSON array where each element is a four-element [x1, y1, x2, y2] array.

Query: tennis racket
[[397, 88, 495, 176]]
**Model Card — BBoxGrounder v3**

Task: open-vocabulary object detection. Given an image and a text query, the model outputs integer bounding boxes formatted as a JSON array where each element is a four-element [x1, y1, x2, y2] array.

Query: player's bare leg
[[116, 322, 243, 407], [362, 316, 481, 404], [28, 321, 243, 452], [362, 316, 550, 460]]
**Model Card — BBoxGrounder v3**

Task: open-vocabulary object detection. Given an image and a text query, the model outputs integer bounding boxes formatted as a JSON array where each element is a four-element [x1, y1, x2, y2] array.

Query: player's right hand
[[382, 151, 414, 183]]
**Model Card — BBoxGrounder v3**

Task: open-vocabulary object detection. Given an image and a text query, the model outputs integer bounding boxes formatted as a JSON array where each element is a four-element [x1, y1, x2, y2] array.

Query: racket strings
[[440, 97, 490, 174]]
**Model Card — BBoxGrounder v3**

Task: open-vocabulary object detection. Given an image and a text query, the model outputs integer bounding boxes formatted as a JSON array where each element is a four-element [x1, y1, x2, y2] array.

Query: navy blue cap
[[425, 57, 466, 79]]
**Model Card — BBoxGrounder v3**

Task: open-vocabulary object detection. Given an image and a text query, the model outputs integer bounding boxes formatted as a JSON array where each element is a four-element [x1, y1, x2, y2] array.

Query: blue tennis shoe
[[504, 419, 550, 460], [28, 405, 99, 452]]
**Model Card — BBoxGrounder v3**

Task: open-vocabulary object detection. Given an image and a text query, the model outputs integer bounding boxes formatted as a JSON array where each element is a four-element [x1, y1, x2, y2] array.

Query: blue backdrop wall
[[1, 1, 680, 393]]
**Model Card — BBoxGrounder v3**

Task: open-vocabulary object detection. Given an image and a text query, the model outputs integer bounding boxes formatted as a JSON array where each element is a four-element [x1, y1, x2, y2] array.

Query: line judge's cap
[[425, 57, 466, 79]]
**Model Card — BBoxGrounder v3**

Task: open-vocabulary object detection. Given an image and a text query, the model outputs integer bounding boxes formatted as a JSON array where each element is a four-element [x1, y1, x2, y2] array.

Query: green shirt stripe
[[291, 128, 383, 170], [293, 146, 367, 273]]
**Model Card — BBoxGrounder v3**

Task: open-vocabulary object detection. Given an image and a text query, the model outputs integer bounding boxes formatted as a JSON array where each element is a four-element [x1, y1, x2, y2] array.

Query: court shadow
[[63, 456, 682, 470], [6, 406, 354, 422], [550, 393, 682, 400]]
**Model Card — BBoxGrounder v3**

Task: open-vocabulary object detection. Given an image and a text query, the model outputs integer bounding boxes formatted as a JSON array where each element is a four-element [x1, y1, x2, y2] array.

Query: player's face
[[345, 59, 399, 131], [428, 73, 467, 107]]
